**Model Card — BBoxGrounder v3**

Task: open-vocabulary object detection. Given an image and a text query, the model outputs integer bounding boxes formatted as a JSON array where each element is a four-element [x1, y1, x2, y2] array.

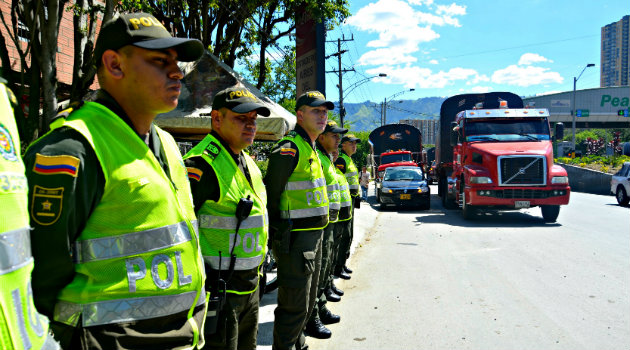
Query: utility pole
[[326, 36, 354, 127]]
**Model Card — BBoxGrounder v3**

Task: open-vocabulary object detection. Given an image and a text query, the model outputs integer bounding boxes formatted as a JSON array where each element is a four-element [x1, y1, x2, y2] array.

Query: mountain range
[[332, 96, 446, 132]]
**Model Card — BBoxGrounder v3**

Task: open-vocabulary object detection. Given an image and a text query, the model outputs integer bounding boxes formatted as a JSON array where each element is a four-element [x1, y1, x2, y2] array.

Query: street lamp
[[571, 63, 595, 151], [338, 73, 387, 127], [382, 88, 415, 125]]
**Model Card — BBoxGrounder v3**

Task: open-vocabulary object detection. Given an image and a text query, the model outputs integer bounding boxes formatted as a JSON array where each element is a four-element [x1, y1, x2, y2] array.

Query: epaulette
[[286, 130, 297, 138], [50, 101, 84, 129]]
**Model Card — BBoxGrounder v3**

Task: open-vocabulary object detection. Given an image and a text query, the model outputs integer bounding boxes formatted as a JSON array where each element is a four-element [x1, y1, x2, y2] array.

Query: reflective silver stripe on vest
[[280, 206, 329, 219], [73, 221, 192, 263], [204, 254, 263, 270], [54, 288, 205, 327], [199, 214, 265, 230], [340, 201, 352, 208], [345, 171, 358, 178], [349, 184, 360, 190], [329, 202, 341, 210], [0, 227, 32, 274], [326, 184, 335, 192], [285, 177, 326, 191]]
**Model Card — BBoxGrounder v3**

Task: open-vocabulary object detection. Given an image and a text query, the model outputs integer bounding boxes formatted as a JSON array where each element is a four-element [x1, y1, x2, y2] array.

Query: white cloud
[[358, 48, 418, 66], [369, 65, 481, 89], [436, 3, 467, 16], [518, 53, 552, 66], [492, 65, 563, 87], [347, 0, 466, 66], [471, 86, 491, 93], [429, 59, 439, 64]]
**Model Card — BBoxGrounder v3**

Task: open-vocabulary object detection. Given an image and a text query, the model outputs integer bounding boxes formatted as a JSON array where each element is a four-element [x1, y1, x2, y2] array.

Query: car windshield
[[381, 153, 412, 165], [384, 168, 423, 181], [464, 118, 551, 142]]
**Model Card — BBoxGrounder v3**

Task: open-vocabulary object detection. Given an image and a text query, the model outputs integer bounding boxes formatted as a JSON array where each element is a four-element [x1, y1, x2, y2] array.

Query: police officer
[[330, 148, 353, 288], [304, 120, 347, 339], [264, 91, 333, 350], [0, 79, 60, 350], [334, 134, 361, 279], [183, 86, 270, 350], [23, 13, 207, 350]]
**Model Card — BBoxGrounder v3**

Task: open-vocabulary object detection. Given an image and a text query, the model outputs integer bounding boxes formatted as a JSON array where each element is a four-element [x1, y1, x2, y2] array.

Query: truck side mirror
[[450, 122, 459, 146], [555, 122, 564, 141]]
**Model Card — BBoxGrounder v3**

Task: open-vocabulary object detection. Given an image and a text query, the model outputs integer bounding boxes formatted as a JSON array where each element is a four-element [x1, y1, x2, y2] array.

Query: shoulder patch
[[33, 153, 80, 177], [280, 148, 297, 157], [31, 185, 64, 226], [0, 122, 18, 162], [186, 167, 203, 181], [203, 141, 221, 159], [335, 163, 345, 171]]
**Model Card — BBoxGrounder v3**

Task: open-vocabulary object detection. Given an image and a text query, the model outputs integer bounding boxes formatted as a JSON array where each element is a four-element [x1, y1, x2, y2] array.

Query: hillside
[[333, 97, 446, 132]]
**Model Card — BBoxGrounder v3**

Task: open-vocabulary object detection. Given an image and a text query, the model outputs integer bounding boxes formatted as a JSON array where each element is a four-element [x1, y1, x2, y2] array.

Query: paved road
[[257, 185, 630, 350]]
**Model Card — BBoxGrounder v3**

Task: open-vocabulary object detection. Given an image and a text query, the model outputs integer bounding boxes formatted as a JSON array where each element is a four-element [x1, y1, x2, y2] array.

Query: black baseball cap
[[341, 134, 361, 143], [323, 120, 348, 134], [212, 87, 271, 116], [295, 91, 334, 111], [94, 12, 204, 66]]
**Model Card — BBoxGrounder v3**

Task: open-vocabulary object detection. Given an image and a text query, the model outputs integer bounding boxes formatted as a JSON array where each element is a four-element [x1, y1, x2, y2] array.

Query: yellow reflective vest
[[33, 102, 206, 347], [317, 148, 340, 223], [0, 82, 54, 350], [340, 152, 359, 196], [184, 134, 268, 295]]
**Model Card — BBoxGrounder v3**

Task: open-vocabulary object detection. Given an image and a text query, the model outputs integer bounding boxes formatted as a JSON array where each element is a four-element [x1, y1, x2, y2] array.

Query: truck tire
[[616, 186, 629, 206], [540, 205, 560, 223], [462, 191, 476, 220]]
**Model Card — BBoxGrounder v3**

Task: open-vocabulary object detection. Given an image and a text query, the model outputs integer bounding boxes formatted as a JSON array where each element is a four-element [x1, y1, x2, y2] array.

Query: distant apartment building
[[399, 119, 437, 145], [601, 15, 629, 87]]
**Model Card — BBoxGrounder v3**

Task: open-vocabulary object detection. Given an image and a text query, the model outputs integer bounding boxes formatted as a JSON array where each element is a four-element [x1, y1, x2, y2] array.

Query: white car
[[611, 162, 630, 206]]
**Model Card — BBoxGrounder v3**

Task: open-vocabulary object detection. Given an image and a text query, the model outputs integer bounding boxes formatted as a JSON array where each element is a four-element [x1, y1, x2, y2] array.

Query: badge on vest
[[204, 141, 221, 159], [0, 122, 17, 162], [31, 185, 63, 225]]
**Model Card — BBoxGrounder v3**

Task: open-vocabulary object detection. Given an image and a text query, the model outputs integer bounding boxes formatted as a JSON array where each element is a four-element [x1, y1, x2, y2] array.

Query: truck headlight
[[470, 176, 493, 184], [382, 187, 393, 193], [551, 176, 568, 184]]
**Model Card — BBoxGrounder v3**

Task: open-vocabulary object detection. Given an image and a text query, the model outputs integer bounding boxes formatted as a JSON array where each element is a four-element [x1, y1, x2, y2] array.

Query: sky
[[323, 0, 629, 104]]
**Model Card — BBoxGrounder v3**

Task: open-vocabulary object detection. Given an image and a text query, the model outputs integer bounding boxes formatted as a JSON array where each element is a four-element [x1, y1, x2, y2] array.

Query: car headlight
[[381, 187, 393, 193], [551, 176, 569, 184], [417, 186, 429, 193], [470, 176, 493, 184]]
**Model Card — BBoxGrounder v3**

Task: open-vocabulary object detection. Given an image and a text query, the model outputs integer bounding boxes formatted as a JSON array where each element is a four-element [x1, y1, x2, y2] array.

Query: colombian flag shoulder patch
[[33, 153, 80, 177], [187, 167, 203, 181], [280, 148, 296, 157]]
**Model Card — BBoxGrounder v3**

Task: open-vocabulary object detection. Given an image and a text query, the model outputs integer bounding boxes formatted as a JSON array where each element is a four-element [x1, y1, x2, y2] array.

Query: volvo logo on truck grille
[[498, 156, 546, 186]]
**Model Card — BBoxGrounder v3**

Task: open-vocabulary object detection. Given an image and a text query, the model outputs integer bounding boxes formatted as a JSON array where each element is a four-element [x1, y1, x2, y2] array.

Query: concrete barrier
[[558, 163, 612, 195]]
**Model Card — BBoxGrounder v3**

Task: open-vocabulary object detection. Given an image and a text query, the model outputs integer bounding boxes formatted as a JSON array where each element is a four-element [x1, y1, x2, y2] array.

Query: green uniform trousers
[[205, 288, 260, 350], [308, 222, 336, 323], [272, 229, 323, 350], [334, 218, 352, 276]]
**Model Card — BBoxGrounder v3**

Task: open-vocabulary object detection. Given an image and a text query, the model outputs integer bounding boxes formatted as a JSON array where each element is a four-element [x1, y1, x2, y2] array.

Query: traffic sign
[[576, 109, 589, 117], [618, 109, 629, 117]]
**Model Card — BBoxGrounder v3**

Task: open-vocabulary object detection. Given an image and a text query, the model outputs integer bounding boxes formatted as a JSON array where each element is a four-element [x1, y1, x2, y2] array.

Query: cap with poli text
[[295, 91, 334, 111], [341, 134, 361, 143], [212, 87, 270, 117], [94, 12, 204, 66], [323, 120, 348, 134]]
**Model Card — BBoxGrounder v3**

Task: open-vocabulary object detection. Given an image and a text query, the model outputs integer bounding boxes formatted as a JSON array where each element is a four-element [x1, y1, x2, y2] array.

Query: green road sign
[[576, 109, 589, 117]]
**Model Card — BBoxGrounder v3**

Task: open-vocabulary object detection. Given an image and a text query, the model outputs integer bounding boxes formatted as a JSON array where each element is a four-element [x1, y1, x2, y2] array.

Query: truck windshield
[[464, 118, 550, 142], [381, 153, 412, 164]]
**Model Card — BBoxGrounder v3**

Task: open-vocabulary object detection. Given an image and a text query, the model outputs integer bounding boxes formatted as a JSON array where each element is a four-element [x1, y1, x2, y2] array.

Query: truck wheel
[[540, 205, 560, 223], [462, 191, 476, 220], [616, 186, 629, 206]]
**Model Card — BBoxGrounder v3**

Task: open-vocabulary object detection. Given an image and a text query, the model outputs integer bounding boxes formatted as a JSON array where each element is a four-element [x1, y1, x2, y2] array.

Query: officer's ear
[[101, 49, 124, 80], [211, 109, 222, 129]]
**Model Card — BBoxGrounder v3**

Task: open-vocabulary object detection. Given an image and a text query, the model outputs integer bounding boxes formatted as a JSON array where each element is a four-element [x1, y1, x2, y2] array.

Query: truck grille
[[498, 156, 546, 186]]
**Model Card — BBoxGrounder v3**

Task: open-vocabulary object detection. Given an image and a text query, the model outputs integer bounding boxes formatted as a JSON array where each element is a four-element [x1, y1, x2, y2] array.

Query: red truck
[[368, 124, 423, 181], [436, 92, 570, 222]]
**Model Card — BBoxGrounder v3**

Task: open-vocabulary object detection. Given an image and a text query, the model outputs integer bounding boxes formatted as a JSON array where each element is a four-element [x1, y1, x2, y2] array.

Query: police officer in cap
[[304, 120, 348, 339], [183, 86, 270, 350], [23, 12, 207, 350], [334, 134, 361, 279], [264, 90, 333, 350], [0, 78, 60, 350]]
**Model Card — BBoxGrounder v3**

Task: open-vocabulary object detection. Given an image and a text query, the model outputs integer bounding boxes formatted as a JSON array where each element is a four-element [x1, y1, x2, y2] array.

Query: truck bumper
[[466, 186, 570, 207]]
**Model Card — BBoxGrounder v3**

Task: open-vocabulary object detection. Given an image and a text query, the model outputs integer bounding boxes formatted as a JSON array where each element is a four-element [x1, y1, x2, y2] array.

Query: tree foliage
[[0, 0, 350, 145]]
